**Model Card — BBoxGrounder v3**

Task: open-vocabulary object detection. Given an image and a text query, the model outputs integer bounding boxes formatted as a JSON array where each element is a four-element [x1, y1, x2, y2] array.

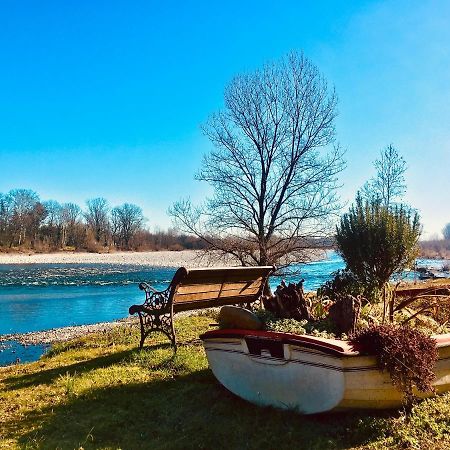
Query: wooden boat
[[200, 329, 450, 414], [396, 278, 450, 297]]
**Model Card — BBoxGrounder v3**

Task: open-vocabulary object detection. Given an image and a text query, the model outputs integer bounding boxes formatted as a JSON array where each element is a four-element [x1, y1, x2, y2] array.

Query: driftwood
[[263, 279, 313, 321], [328, 294, 361, 335]]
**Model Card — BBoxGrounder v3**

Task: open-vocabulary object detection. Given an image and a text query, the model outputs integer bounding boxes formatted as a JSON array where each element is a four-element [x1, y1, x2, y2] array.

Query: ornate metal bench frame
[[129, 282, 176, 349], [129, 266, 274, 350]]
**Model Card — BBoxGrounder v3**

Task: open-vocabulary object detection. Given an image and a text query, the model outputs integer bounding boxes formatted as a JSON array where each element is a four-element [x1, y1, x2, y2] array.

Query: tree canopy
[[171, 52, 345, 267]]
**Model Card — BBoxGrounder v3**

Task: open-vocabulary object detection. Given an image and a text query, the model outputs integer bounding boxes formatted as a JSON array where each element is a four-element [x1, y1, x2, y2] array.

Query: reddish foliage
[[350, 324, 438, 404]]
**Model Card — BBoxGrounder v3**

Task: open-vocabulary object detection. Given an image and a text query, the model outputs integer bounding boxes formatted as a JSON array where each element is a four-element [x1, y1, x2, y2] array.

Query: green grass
[[1, 314, 450, 449]]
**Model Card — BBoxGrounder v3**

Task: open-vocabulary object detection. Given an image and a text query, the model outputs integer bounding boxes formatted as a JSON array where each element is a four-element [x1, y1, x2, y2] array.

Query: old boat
[[200, 329, 450, 414]]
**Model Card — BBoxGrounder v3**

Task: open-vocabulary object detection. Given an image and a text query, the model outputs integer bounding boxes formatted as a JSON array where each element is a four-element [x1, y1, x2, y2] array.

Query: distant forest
[[0, 189, 207, 252], [420, 239, 450, 260]]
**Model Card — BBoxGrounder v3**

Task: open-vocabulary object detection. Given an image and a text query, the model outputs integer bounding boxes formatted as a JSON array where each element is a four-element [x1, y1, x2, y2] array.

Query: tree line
[[420, 223, 450, 260], [0, 189, 206, 252]]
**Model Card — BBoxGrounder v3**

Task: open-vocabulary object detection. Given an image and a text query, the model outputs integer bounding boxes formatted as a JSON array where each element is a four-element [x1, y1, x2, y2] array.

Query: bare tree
[[28, 202, 47, 247], [61, 203, 81, 227], [362, 144, 406, 207], [0, 192, 13, 246], [443, 223, 450, 241], [43, 200, 62, 228], [111, 203, 145, 249], [41, 200, 63, 248], [60, 203, 82, 247], [170, 52, 344, 267], [84, 198, 110, 245], [9, 189, 42, 246]]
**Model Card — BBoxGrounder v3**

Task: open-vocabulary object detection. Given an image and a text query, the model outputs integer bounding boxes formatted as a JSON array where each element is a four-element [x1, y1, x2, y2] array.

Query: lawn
[[1, 314, 450, 449]]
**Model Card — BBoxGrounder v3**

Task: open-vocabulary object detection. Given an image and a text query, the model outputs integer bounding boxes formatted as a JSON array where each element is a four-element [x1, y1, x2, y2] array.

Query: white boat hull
[[200, 329, 450, 414]]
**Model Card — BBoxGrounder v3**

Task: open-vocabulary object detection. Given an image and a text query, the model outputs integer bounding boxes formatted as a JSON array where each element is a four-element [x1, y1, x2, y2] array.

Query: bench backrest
[[169, 266, 274, 312]]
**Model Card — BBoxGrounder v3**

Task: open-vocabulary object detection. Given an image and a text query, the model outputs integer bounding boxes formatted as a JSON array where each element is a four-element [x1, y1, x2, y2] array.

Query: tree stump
[[263, 279, 313, 321], [328, 294, 361, 335]]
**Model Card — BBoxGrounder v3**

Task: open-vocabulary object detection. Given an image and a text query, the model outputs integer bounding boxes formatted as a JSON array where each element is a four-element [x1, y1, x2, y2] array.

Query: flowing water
[[0, 252, 447, 366]]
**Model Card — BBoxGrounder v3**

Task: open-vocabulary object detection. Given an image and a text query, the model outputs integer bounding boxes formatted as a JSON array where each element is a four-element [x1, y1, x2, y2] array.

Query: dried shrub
[[419, 239, 450, 260], [84, 230, 104, 253], [350, 324, 438, 404]]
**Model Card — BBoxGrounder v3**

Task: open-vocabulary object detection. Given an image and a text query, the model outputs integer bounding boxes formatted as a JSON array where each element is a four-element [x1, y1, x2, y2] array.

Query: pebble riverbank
[[0, 317, 138, 346], [0, 250, 227, 267]]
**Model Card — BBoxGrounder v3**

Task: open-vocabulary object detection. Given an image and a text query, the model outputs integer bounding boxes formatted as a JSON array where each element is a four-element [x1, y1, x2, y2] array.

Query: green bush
[[336, 195, 421, 301], [318, 269, 366, 300]]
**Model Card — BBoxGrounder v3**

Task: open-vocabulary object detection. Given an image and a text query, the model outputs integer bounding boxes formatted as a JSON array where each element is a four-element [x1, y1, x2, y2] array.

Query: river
[[0, 252, 446, 366]]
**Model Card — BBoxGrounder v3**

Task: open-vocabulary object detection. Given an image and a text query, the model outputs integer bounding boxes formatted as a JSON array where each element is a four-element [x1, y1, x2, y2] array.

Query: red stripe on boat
[[200, 329, 358, 356]]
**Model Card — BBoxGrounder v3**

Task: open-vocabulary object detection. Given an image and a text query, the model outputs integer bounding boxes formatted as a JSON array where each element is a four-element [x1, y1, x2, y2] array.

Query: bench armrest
[[138, 282, 158, 293], [129, 283, 172, 316]]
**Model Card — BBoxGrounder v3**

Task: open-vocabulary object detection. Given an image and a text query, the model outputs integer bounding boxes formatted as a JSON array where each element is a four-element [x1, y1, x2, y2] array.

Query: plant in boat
[[317, 268, 366, 300], [350, 324, 438, 405]]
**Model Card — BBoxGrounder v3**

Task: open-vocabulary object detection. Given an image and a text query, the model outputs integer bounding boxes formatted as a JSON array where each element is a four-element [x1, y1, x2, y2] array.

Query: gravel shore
[[0, 312, 204, 346], [0, 250, 226, 267], [0, 317, 138, 345], [0, 249, 327, 267]]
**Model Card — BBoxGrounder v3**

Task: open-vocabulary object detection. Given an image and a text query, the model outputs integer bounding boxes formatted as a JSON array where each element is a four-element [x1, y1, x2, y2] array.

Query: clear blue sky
[[1, 0, 449, 237]]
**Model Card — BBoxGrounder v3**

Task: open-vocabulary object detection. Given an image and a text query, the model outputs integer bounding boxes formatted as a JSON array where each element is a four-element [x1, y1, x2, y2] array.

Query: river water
[[0, 252, 446, 366]]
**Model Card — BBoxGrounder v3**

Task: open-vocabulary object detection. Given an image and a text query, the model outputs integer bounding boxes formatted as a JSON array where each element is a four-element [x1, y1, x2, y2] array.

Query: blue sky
[[0, 0, 449, 237]]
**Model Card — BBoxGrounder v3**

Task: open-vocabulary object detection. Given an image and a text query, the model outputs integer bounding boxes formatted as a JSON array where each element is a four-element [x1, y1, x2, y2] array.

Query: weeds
[[350, 324, 438, 405], [58, 371, 78, 398]]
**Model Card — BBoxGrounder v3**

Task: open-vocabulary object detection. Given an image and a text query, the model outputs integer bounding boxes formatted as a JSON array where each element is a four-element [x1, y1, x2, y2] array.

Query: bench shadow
[[12, 368, 395, 450], [3, 343, 175, 391]]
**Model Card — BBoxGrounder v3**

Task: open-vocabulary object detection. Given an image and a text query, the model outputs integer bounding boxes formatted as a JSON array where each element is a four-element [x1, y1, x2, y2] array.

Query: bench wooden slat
[[181, 267, 273, 282], [175, 280, 263, 295], [173, 295, 258, 312], [183, 266, 273, 276], [174, 287, 261, 303], [178, 274, 268, 286]]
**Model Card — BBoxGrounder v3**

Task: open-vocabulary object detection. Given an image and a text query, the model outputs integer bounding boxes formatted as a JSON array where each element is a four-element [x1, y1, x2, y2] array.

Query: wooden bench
[[129, 266, 275, 350]]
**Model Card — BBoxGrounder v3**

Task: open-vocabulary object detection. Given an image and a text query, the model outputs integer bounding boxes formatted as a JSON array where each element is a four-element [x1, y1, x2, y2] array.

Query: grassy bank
[[1, 314, 450, 449]]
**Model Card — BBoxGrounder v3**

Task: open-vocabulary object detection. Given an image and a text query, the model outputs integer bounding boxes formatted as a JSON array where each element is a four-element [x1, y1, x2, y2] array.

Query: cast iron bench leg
[[137, 309, 177, 351]]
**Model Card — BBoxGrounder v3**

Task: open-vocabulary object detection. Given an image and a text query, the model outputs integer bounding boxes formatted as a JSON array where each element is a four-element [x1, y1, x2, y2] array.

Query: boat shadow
[[7, 359, 397, 449]]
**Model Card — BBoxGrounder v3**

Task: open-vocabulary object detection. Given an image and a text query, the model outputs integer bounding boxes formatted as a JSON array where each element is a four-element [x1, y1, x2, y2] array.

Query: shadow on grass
[[14, 367, 394, 450], [3, 343, 175, 391]]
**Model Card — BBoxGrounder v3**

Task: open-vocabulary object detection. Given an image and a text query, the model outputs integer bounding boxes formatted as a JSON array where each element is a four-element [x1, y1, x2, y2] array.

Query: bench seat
[[129, 265, 275, 349]]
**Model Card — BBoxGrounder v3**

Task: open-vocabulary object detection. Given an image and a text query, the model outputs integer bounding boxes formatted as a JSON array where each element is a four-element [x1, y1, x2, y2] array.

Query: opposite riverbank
[[0, 250, 220, 267], [0, 249, 330, 267]]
